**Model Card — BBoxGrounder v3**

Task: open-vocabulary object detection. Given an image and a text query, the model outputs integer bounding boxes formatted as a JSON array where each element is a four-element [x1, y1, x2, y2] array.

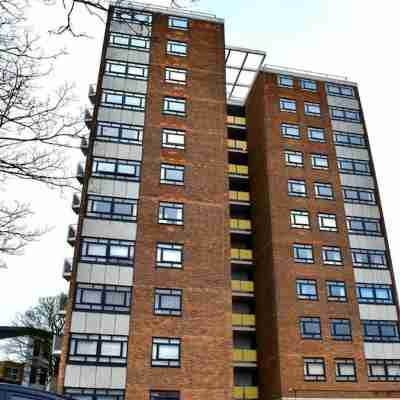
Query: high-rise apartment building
[[57, 2, 400, 400]]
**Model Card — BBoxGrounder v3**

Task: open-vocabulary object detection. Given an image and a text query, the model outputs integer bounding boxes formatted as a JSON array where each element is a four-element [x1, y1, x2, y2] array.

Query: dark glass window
[[342, 186, 376, 205], [101, 89, 146, 110], [296, 279, 318, 300], [330, 106, 361, 122], [288, 179, 307, 197], [326, 83, 355, 97], [346, 216, 382, 236], [301, 79, 317, 91], [154, 288, 182, 316], [334, 131, 366, 148], [357, 284, 393, 304], [65, 388, 124, 400], [308, 127, 325, 142], [299, 317, 322, 339], [92, 157, 140, 181], [331, 319, 352, 341], [86, 195, 137, 221], [337, 158, 371, 175], [363, 320, 400, 342], [326, 281, 347, 302], [322, 246, 343, 266], [96, 121, 143, 144], [150, 391, 179, 400], [293, 243, 314, 263], [351, 248, 387, 269]]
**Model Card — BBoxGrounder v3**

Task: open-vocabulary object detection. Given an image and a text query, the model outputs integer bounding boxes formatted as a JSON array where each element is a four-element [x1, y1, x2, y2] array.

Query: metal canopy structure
[[225, 46, 266, 105]]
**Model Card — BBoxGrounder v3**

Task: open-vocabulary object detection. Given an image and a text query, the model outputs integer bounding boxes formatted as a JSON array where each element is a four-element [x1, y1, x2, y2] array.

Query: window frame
[[342, 186, 376, 205], [318, 213, 338, 232], [307, 127, 325, 143], [326, 280, 347, 302], [351, 248, 388, 269], [356, 283, 393, 305], [346, 216, 382, 236], [156, 242, 183, 269], [166, 40, 188, 56], [280, 98, 297, 113], [64, 388, 125, 400], [154, 288, 182, 316], [112, 8, 152, 25], [335, 358, 357, 382], [278, 75, 294, 88], [288, 179, 307, 197], [311, 153, 329, 170], [74, 283, 132, 313], [314, 182, 334, 200], [151, 337, 181, 367], [293, 243, 314, 264], [160, 163, 185, 186], [104, 59, 148, 80], [163, 96, 187, 116], [161, 128, 185, 149], [281, 122, 300, 139], [337, 157, 371, 176], [109, 32, 150, 51], [96, 121, 143, 145], [165, 67, 187, 85], [304, 102, 321, 116], [158, 202, 184, 225], [303, 357, 326, 381], [168, 16, 189, 30], [333, 131, 367, 148], [296, 279, 318, 301], [321, 246, 343, 266], [285, 150, 304, 167], [86, 194, 138, 222], [92, 157, 141, 181], [330, 106, 361, 122], [150, 391, 179, 400], [300, 79, 318, 92], [367, 359, 400, 381], [330, 319, 352, 341], [101, 89, 146, 111], [299, 317, 322, 340], [362, 320, 400, 343], [290, 210, 311, 229], [326, 83, 355, 98]]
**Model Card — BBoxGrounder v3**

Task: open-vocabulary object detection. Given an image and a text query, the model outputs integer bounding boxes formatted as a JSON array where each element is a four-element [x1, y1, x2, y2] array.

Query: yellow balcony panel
[[233, 349, 257, 363], [227, 139, 248, 151], [230, 248, 239, 259], [239, 249, 253, 260], [229, 164, 248, 176], [231, 280, 254, 293], [238, 219, 251, 230], [232, 313, 243, 326], [233, 349, 243, 362], [233, 387, 258, 400], [232, 313, 256, 327], [229, 191, 250, 202], [227, 116, 247, 126]]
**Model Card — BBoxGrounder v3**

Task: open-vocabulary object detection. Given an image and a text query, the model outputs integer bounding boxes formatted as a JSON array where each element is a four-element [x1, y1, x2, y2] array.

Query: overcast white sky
[[1, 0, 400, 328]]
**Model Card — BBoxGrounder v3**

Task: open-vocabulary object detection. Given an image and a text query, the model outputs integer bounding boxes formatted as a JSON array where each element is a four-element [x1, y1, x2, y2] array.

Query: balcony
[[229, 191, 250, 204], [228, 139, 248, 153], [227, 115, 246, 127], [88, 84, 96, 105], [232, 280, 254, 294], [84, 108, 93, 129], [71, 193, 81, 214], [232, 313, 256, 328], [63, 258, 72, 281], [76, 162, 85, 184], [233, 349, 257, 363], [230, 219, 252, 234], [67, 224, 77, 247], [80, 136, 89, 155], [229, 164, 249, 178], [233, 387, 258, 400], [231, 248, 253, 264]]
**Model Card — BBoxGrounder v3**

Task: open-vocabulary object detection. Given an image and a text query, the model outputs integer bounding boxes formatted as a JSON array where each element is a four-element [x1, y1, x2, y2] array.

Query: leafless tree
[[0, 0, 84, 268], [1, 293, 68, 382]]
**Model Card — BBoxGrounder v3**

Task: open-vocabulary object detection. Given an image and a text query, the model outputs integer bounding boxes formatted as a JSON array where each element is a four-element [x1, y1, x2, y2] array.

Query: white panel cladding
[[110, 21, 151, 36], [348, 235, 386, 250], [102, 76, 148, 94], [64, 365, 126, 388], [70, 312, 130, 335], [88, 178, 140, 198], [93, 141, 142, 161], [81, 219, 137, 241], [106, 47, 150, 64], [339, 174, 375, 188], [335, 146, 370, 161], [364, 343, 400, 359], [97, 107, 145, 125], [344, 204, 380, 219], [354, 269, 392, 284], [76, 263, 134, 286], [331, 120, 365, 134], [359, 304, 398, 320], [327, 95, 360, 109]]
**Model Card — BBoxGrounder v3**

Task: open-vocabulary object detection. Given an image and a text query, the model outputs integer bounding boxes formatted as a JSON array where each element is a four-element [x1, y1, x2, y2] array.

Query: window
[[281, 123, 300, 139], [318, 213, 338, 232], [314, 182, 334, 200], [64, 388, 125, 400], [158, 202, 184, 225], [96, 122, 143, 145], [363, 320, 400, 342], [69, 334, 128, 365], [113, 8, 152, 25], [346, 216, 382, 236], [165, 67, 187, 85], [367, 359, 400, 381], [168, 16, 188, 30], [278, 75, 293, 88], [101, 89, 146, 110], [109, 32, 150, 50], [311, 153, 329, 170], [296, 279, 318, 300], [92, 158, 141, 181], [304, 102, 321, 116], [307, 127, 325, 142], [167, 40, 187, 56], [357, 283, 393, 305], [156, 243, 183, 268], [150, 391, 179, 400], [336, 359, 357, 382], [304, 358, 325, 381], [342, 186, 376, 205], [337, 158, 371, 175], [104, 60, 148, 80], [86, 195, 137, 221], [280, 98, 296, 112], [75, 283, 131, 313], [331, 319, 352, 341], [80, 237, 134, 265], [301, 79, 317, 91], [293, 243, 314, 264], [160, 164, 184, 185], [326, 83, 355, 98], [326, 281, 347, 302], [330, 106, 361, 122], [333, 131, 366, 148], [154, 288, 182, 316], [162, 128, 185, 149], [322, 246, 343, 265], [152, 337, 180, 367], [299, 317, 321, 339], [351, 248, 387, 269], [285, 150, 303, 167], [163, 97, 186, 116], [290, 210, 310, 229], [288, 179, 307, 197]]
